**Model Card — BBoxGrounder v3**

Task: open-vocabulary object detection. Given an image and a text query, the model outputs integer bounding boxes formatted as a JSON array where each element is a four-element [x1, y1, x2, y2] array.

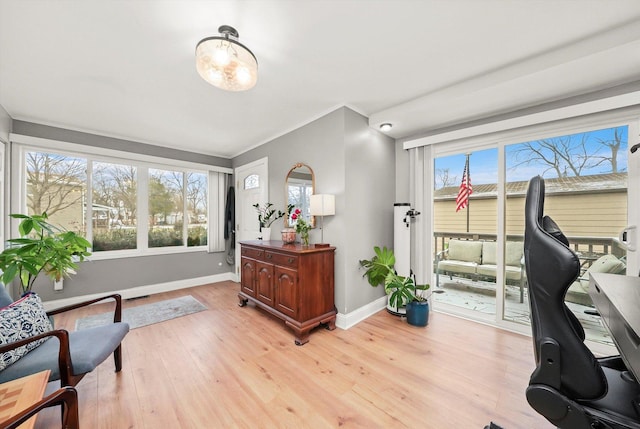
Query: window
[[18, 145, 219, 257], [92, 162, 138, 251], [244, 174, 259, 189], [26, 151, 87, 234]]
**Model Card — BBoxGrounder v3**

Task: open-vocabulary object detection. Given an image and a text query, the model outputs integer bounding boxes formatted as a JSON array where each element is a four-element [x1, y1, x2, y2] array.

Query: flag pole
[[466, 153, 471, 233]]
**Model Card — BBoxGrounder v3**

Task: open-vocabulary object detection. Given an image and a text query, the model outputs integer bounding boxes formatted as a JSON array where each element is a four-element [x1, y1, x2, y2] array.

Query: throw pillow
[[0, 293, 53, 371], [587, 254, 626, 275]]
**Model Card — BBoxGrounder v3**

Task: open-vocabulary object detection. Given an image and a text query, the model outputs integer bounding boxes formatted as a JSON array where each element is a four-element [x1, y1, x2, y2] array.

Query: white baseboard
[[335, 295, 387, 330], [42, 272, 235, 311]]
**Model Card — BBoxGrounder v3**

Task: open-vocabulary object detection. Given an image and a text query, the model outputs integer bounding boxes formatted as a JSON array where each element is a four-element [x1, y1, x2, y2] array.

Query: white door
[[234, 157, 268, 279]]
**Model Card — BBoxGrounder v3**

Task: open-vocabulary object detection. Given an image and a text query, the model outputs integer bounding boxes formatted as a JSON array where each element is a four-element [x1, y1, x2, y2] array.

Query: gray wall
[[233, 107, 395, 314], [0, 104, 11, 142], [13, 121, 231, 168], [10, 121, 233, 301]]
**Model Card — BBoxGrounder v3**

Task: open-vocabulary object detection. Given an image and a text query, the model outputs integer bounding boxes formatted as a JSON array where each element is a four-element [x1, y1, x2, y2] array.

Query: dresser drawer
[[241, 247, 264, 260], [265, 251, 298, 268]]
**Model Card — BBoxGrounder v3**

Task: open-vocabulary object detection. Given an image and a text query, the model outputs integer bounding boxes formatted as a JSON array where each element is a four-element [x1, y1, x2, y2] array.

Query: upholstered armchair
[[0, 286, 129, 387]]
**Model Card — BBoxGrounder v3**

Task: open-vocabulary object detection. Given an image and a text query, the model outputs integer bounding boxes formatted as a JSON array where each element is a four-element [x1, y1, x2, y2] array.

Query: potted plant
[[360, 246, 430, 324], [252, 203, 290, 240], [0, 213, 92, 295], [385, 272, 430, 326]]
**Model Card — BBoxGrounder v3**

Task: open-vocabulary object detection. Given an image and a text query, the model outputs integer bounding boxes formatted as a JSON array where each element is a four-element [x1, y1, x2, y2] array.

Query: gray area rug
[[75, 295, 207, 330]]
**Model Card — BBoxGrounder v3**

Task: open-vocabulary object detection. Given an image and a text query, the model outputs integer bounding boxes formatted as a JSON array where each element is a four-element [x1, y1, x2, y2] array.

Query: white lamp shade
[[310, 194, 335, 216]]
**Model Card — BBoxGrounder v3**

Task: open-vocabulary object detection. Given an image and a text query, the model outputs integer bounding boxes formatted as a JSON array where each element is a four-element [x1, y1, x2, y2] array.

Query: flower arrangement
[[290, 208, 311, 246], [252, 203, 289, 229]]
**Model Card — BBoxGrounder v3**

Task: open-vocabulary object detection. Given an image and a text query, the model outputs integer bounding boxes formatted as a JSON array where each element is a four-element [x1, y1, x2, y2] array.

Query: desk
[[0, 370, 50, 429], [589, 273, 640, 381]]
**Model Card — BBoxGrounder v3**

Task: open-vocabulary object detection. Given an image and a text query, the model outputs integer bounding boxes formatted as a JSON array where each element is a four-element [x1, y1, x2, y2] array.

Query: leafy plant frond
[[0, 213, 92, 294]]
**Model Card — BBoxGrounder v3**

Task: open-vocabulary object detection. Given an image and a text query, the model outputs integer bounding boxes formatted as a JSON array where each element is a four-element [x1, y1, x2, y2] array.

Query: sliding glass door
[[430, 122, 632, 349], [432, 148, 499, 322]]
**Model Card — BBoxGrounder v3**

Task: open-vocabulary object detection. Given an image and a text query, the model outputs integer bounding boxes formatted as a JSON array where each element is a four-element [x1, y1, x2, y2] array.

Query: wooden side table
[[0, 370, 50, 429]]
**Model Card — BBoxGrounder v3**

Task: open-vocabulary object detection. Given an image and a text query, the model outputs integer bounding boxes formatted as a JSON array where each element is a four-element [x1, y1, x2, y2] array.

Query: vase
[[300, 230, 310, 246], [281, 228, 296, 244], [260, 227, 271, 240]]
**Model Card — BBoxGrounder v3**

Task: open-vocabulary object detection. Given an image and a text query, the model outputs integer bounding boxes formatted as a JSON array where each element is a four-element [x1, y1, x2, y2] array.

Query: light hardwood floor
[[35, 281, 552, 428]]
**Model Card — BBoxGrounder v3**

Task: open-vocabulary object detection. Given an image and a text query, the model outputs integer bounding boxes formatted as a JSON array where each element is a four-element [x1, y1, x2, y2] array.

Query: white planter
[[260, 227, 272, 240]]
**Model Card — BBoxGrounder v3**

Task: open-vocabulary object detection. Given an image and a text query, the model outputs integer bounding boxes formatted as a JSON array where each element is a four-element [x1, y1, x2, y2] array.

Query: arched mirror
[[285, 163, 315, 228]]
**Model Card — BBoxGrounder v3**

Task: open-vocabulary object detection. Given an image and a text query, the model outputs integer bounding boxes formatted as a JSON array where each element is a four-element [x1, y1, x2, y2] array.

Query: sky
[[434, 126, 628, 188]]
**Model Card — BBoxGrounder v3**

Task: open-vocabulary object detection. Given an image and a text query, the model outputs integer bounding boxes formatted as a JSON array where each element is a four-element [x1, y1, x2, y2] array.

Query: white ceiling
[[1, 0, 640, 158]]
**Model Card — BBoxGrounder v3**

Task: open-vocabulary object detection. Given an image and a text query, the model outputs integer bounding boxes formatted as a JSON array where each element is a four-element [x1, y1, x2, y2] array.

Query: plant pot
[[406, 300, 429, 327], [260, 227, 271, 240]]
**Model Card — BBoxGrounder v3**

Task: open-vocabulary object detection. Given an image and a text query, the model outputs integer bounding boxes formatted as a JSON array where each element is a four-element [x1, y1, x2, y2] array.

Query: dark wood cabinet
[[239, 240, 336, 345]]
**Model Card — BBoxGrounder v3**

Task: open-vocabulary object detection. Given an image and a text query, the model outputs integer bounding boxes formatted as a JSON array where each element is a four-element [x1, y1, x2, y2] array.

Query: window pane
[[505, 125, 627, 349], [26, 151, 87, 235], [432, 149, 498, 318], [92, 162, 138, 251], [149, 169, 184, 248], [244, 174, 259, 190], [186, 172, 207, 247]]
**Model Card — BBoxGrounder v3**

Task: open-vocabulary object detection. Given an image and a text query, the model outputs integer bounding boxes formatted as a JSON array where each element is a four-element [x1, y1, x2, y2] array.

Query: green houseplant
[[386, 273, 430, 326], [252, 203, 290, 230], [359, 246, 396, 288], [360, 246, 430, 324], [0, 213, 92, 295]]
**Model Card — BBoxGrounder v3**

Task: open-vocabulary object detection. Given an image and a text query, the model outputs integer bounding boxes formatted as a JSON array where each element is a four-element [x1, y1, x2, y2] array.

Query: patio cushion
[[447, 240, 483, 264], [477, 264, 523, 281], [438, 260, 478, 275], [587, 254, 626, 275], [568, 254, 626, 297], [481, 241, 523, 267]]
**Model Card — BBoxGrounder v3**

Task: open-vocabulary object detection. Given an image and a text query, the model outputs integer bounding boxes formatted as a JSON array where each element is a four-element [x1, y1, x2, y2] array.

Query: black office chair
[[524, 175, 640, 429]]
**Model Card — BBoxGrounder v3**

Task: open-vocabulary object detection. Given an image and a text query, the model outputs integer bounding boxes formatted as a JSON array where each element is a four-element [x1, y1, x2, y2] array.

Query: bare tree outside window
[[26, 151, 87, 233], [435, 168, 458, 190], [508, 126, 626, 178], [91, 162, 138, 251]]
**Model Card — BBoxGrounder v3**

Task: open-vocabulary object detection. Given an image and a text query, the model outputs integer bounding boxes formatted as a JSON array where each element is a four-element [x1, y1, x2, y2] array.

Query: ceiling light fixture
[[379, 123, 393, 132], [195, 25, 258, 91]]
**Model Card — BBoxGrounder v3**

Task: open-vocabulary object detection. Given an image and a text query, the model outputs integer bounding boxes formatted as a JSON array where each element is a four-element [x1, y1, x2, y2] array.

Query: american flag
[[456, 158, 472, 212]]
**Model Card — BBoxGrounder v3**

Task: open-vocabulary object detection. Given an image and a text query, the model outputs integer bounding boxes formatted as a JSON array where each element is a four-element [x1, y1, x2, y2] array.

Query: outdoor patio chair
[[524, 175, 640, 428], [0, 287, 130, 387]]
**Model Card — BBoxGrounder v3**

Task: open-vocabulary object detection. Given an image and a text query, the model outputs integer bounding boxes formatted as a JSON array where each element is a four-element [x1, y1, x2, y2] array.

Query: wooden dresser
[[239, 240, 336, 345]]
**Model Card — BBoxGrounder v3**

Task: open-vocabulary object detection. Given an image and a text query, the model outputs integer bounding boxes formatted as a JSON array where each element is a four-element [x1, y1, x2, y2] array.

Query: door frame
[[234, 157, 269, 281], [414, 109, 640, 341]]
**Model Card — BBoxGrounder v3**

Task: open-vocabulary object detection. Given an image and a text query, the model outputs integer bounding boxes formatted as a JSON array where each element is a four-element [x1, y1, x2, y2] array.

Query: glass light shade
[[195, 30, 258, 92]]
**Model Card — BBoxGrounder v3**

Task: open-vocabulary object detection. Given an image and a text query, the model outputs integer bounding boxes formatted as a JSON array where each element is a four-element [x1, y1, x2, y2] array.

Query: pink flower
[[291, 213, 298, 220]]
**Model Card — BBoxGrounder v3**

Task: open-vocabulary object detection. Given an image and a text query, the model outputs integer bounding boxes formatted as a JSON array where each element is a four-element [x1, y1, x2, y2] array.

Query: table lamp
[[310, 194, 335, 247]]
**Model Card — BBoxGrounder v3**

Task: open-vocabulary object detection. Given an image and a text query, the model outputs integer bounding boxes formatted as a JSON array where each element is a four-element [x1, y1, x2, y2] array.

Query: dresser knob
[[288, 258, 294, 263], [266, 254, 272, 259]]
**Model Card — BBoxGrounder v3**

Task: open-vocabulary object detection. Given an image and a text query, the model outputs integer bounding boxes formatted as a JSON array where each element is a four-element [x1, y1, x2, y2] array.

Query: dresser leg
[[323, 316, 336, 331], [286, 321, 311, 346]]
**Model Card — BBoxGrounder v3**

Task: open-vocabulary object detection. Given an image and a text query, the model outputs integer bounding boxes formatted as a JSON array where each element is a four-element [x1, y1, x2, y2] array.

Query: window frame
[[9, 134, 232, 260]]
